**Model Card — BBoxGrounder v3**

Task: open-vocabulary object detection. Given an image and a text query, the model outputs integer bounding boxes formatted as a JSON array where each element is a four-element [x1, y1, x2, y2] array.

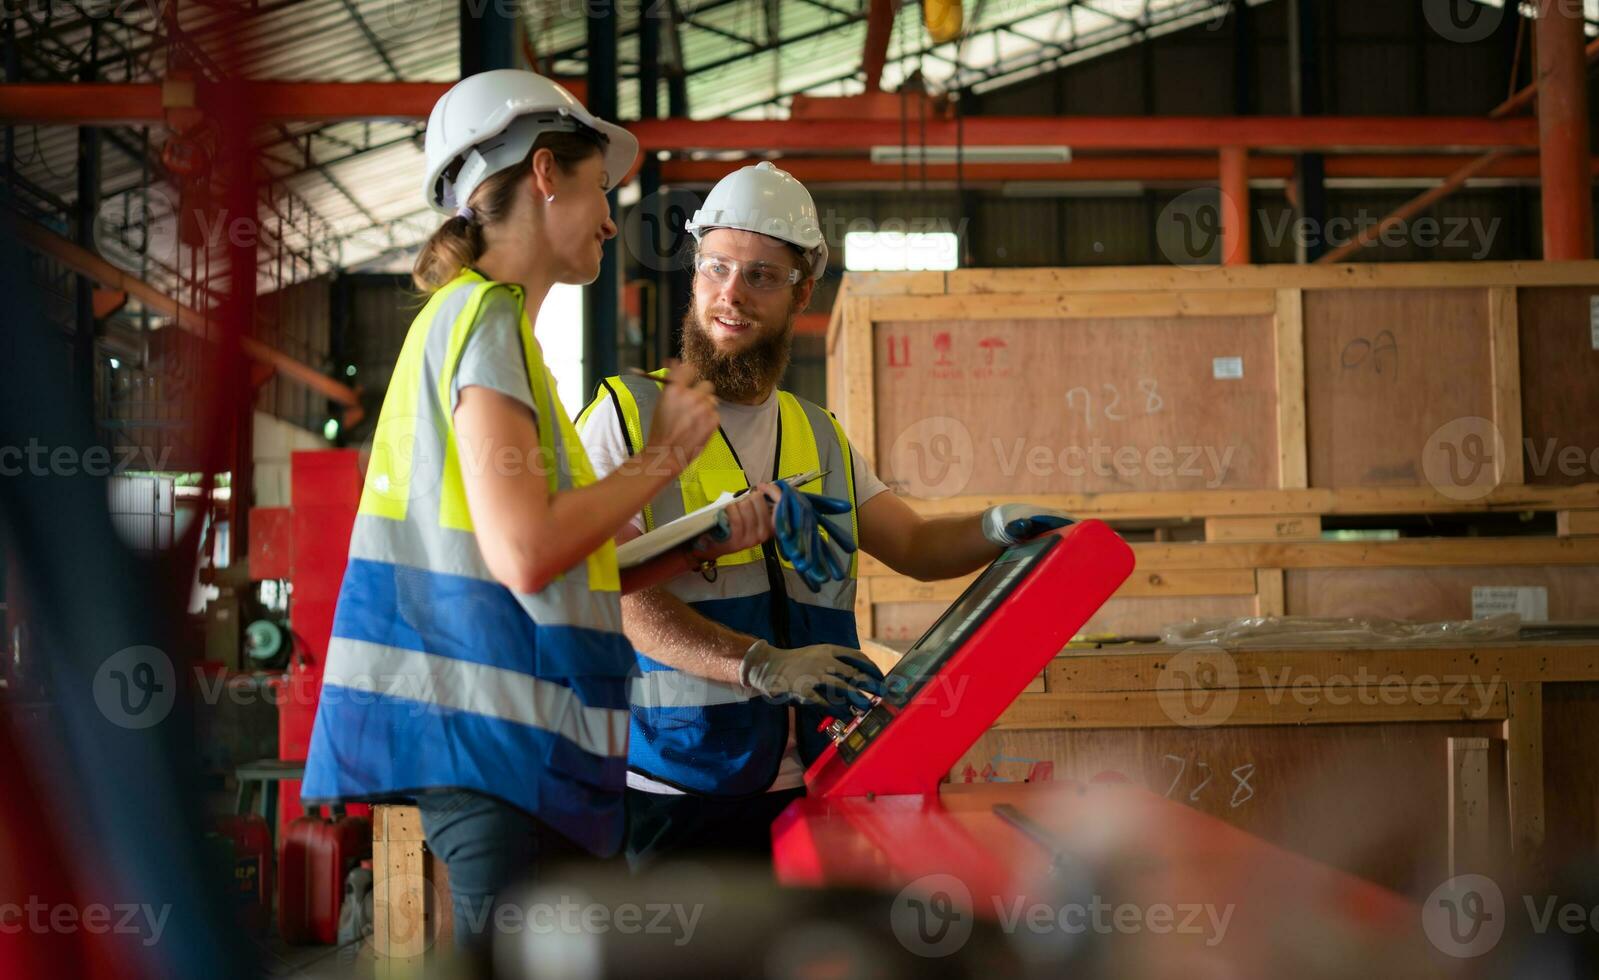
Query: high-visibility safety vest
[[301, 269, 634, 856], [578, 370, 860, 796]]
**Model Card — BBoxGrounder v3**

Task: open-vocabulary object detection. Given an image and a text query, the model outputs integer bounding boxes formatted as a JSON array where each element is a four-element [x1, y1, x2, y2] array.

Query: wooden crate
[[950, 640, 1599, 893], [828, 262, 1599, 496]]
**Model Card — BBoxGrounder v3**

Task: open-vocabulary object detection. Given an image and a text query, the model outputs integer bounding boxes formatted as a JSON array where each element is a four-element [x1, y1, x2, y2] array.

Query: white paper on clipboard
[[613, 468, 824, 569]]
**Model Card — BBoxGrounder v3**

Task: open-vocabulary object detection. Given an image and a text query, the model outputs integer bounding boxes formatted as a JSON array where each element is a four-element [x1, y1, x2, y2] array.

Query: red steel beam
[[1318, 151, 1512, 263], [1535, 0, 1594, 259], [658, 154, 1586, 184], [0, 86, 1539, 150], [1219, 146, 1251, 265], [629, 116, 1540, 151], [0, 79, 585, 125]]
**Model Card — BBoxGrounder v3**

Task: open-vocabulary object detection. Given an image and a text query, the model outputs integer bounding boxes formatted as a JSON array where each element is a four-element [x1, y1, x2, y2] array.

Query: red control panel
[[804, 519, 1135, 800]]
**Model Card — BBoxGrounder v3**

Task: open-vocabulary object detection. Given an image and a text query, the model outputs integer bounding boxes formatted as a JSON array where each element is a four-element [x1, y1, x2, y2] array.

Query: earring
[[545, 193, 555, 203]]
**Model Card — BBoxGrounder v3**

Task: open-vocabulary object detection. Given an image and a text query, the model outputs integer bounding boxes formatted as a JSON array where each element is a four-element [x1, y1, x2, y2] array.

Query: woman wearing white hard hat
[[300, 69, 726, 945]]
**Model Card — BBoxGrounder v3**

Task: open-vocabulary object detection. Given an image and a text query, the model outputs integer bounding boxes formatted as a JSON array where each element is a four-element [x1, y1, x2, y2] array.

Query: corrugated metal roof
[[11, 0, 1593, 291]]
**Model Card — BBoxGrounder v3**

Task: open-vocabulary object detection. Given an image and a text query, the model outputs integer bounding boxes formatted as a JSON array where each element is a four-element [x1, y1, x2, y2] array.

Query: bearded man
[[578, 161, 1067, 866]]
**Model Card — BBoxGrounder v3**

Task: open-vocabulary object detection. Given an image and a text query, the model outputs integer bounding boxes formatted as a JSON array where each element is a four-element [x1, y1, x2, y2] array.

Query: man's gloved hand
[[981, 504, 1075, 547], [773, 481, 857, 593], [740, 640, 885, 720]]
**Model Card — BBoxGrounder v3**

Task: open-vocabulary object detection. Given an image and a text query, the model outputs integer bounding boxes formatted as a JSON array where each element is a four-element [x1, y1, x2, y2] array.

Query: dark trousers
[[625, 786, 805, 870], [414, 789, 589, 949]]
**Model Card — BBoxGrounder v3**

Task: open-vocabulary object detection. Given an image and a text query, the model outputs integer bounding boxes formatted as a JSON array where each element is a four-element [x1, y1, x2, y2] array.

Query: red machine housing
[[806, 520, 1134, 800], [771, 521, 1427, 973], [256, 450, 366, 837]]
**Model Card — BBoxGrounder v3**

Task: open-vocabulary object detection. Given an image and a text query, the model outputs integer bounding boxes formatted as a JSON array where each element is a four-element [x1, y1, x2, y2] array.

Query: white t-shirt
[[577, 388, 889, 794]]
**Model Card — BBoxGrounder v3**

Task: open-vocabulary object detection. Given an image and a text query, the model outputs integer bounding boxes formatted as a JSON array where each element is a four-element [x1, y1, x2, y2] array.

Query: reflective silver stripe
[[797, 399, 858, 522], [780, 566, 856, 612], [629, 670, 753, 709], [665, 562, 771, 603], [615, 375, 687, 528], [325, 638, 628, 758]]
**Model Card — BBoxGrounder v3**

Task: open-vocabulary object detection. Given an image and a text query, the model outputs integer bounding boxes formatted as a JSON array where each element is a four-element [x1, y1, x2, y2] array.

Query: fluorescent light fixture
[[870, 145, 1072, 165], [844, 231, 960, 272]]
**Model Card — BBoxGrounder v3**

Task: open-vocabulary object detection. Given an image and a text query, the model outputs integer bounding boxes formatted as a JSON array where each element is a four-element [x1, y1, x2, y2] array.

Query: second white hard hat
[[423, 69, 639, 215], [686, 161, 828, 280]]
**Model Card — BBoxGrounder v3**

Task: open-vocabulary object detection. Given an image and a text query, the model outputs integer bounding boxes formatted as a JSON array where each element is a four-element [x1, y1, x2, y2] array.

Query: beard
[[680, 302, 795, 403]]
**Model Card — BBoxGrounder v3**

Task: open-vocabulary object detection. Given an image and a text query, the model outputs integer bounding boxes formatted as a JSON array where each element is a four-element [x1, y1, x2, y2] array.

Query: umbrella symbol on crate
[[977, 336, 1008, 366]]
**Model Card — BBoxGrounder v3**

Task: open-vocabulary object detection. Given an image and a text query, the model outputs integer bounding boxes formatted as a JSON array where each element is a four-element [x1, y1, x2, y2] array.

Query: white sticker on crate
[[1589, 295, 1598, 350], [1471, 586, 1548, 622], [1212, 356, 1244, 380]]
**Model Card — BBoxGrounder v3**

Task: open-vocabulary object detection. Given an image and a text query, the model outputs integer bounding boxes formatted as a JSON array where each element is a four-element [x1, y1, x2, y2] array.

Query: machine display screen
[[881, 534, 1058, 706]]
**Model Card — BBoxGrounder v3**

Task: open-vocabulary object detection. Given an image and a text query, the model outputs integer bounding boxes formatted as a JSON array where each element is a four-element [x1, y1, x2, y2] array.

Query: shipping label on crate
[[1471, 586, 1548, 622], [1212, 356, 1244, 380]]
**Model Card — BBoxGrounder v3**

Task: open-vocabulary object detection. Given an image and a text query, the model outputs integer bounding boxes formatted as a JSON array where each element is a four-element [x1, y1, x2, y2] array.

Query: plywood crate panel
[[1286, 565, 1599, 622], [872, 315, 1278, 495], [955, 722, 1501, 894], [1303, 288, 1495, 487], [1517, 286, 1599, 486]]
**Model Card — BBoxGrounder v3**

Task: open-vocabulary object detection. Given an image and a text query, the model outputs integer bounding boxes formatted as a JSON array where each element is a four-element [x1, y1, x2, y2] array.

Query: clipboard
[[613, 469, 825, 569]]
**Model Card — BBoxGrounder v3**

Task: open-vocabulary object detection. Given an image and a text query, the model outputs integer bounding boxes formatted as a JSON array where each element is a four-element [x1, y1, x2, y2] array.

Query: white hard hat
[[423, 69, 639, 214], [686, 161, 827, 279]]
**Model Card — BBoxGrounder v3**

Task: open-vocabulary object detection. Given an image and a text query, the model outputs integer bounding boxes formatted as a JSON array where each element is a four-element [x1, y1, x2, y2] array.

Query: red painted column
[[1220, 146, 1252, 265], [1535, 0, 1594, 259]]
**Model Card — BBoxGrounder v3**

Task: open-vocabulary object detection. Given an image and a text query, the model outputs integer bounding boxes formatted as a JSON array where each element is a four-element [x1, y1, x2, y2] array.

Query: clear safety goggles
[[694, 252, 803, 291]]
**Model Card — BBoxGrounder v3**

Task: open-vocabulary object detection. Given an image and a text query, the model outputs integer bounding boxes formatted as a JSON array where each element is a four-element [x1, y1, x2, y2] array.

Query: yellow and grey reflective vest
[[302, 268, 633, 856], [578, 370, 860, 796]]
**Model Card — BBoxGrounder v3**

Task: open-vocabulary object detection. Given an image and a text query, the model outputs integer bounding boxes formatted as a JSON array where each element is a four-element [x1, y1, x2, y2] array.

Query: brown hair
[[412, 129, 606, 292]]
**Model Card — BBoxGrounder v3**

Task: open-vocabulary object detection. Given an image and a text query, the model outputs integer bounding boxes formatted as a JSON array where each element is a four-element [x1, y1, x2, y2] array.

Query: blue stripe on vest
[[333, 557, 636, 707], [302, 685, 626, 856], [627, 595, 860, 795]]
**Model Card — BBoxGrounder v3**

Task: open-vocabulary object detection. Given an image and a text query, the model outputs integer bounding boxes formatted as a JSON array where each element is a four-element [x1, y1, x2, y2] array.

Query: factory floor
[[256, 936, 374, 979]]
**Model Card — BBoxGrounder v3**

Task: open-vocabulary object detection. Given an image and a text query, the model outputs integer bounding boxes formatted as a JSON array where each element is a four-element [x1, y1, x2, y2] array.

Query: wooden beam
[[841, 295, 875, 468], [1274, 288, 1309, 489], [867, 289, 1277, 322], [1504, 682, 1546, 858], [942, 261, 1599, 295], [1048, 641, 1599, 693], [1556, 510, 1599, 536], [1205, 515, 1322, 542], [887, 482, 1599, 520], [995, 683, 1507, 729], [1255, 568, 1286, 616], [1488, 286, 1525, 487], [1448, 737, 1502, 878]]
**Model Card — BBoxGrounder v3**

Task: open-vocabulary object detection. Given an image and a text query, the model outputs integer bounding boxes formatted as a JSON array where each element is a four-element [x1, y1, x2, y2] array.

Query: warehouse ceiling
[[5, 0, 1596, 299], [6, 0, 1280, 294]]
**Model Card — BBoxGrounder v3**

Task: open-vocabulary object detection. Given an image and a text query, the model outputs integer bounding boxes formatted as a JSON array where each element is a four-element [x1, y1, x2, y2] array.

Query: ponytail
[[411, 128, 609, 292]]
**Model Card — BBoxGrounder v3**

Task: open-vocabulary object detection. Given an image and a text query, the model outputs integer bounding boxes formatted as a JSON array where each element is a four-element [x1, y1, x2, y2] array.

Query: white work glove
[[981, 504, 1075, 547], [740, 640, 885, 720]]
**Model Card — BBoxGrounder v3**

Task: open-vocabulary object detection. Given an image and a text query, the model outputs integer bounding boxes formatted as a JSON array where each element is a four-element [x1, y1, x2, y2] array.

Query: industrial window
[[843, 231, 960, 272]]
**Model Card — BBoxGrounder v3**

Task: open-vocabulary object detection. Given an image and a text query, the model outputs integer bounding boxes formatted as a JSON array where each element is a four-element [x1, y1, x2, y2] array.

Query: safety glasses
[[694, 252, 803, 291]]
